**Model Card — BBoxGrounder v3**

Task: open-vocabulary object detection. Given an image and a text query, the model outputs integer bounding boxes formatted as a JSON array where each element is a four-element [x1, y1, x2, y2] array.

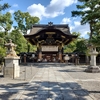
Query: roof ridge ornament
[[48, 22, 53, 26]]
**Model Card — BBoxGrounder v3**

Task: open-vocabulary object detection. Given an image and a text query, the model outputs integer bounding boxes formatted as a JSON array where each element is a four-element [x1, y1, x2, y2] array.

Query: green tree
[[64, 32, 89, 55], [74, 39, 88, 54], [0, 35, 4, 47], [72, 0, 100, 42], [64, 32, 81, 53], [0, 1, 11, 64], [90, 34, 100, 53], [0, 12, 13, 35], [0, 47, 6, 64], [0, 0, 10, 11], [0, 0, 12, 35], [9, 29, 28, 53], [13, 10, 39, 52], [14, 10, 40, 34], [9, 29, 36, 54]]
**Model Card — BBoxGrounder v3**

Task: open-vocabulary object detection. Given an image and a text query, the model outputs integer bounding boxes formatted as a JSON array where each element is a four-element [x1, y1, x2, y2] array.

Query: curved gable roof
[[24, 22, 77, 45]]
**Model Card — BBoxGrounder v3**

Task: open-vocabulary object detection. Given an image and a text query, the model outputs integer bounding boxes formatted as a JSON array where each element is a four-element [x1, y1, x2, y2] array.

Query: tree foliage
[[14, 10, 40, 34], [0, 0, 10, 11], [0, 1, 12, 33], [0, 1, 11, 64], [72, 0, 100, 43], [64, 32, 80, 53], [8, 29, 27, 53], [64, 32, 88, 54], [0, 12, 13, 35], [74, 39, 88, 54], [4, 29, 36, 54]]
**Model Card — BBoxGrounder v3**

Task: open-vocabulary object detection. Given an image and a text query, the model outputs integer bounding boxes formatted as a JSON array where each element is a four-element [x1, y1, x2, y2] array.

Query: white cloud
[[9, 9, 14, 14], [74, 21, 80, 26], [71, 22, 90, 38], [12, 4, 18, 7], [70, 26, 75, 31], [61, 17, 90, 38], [27, 0, 77, 19], [61, 18, 71, 24], [27, 3, 45, 20]]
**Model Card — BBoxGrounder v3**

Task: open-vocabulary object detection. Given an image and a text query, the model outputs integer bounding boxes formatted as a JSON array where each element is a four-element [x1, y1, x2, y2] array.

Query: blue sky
[[1, 0, 90, 38]]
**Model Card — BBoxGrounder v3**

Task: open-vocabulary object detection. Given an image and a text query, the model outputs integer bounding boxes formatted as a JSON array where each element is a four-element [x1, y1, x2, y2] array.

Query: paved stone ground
[[0, 63, 100, 100]]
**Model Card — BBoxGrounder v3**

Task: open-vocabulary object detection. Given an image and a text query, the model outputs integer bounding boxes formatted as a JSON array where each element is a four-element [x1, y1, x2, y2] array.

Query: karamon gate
[[24, 22, 77, 62]]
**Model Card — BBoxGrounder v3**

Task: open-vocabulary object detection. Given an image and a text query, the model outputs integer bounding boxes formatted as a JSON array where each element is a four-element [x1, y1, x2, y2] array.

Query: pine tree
[[0, 0, 10, 11], [72, 0, 100, 42]]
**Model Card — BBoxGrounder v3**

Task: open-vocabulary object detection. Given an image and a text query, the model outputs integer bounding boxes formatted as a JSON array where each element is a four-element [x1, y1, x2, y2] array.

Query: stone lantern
[[85, 44, 100, 72], [4, 39, 20, 78], [64, 54, 70, 63]]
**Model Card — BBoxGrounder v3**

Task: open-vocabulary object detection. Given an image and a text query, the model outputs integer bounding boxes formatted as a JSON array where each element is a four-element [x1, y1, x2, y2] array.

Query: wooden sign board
[[46, 32, 55, 34], [42, 46, 58, 51]]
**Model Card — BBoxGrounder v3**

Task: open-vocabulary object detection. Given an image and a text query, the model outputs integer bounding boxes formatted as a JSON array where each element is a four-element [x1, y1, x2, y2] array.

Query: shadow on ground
[[0, 82, 28, 100], [0, 80, 93, 100], [0, 81, 95, 100], [20, 81, 91, 100], [58, 69, 84, 72]]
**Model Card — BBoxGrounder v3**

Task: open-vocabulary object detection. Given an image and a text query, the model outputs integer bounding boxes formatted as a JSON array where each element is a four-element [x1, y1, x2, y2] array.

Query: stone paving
[[0, 63, 100, 100]]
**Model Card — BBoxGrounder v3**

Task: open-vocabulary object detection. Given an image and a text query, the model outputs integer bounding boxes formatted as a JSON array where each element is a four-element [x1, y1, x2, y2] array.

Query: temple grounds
[[0, 63, 100, 100]]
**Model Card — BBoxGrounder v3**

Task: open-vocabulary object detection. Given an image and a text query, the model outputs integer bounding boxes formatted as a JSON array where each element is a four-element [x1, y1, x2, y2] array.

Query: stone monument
[[4, 39, 20, 78], [85, 44, 100, 73]]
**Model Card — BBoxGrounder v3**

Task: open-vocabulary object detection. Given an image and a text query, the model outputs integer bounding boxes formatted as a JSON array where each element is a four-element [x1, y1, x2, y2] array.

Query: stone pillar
[[24, 54, 27, 64], [85, 46, 100, 73], [4, 39, 20, 78], [75, 54, 79, 65], [38, 51, 42, 60], [58, 44, 63, 62], [58, 51, 62, 61], [37, 45, 42, 61], [4, 57, 20, 78]]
